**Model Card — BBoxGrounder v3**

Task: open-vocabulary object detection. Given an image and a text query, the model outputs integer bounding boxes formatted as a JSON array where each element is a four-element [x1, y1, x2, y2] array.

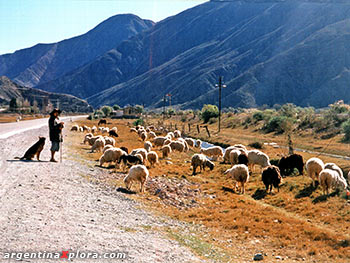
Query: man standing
[[48, 108, 64, 162]]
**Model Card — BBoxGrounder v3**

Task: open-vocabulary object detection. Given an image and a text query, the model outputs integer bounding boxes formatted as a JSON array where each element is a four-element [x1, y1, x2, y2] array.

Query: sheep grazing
[[233, 144, 247, 151], [247, 150, 271, 172], [104, 136, 115, 146], [169, 141, 186, 152], [119, 154, 143, 169], [195, 139, 202, 148], [109, 129, 119, 137], [124, 165, 149, 193], [167, 132, 175, 140], [153, 136, 168, 147], [144, 141, 152, 152], [147, 151, 159, 167], [98, 119, 107, 126], [91, 137, 105, 152], [319, 169, 348, 195], [185, 138, 195, 147], [200, 146, 224, 161], [278, 154, 304, 176], [229, 149, 242, 165], [161, 145, 172, 158], [148, 131, 156, 139], [174, 130, 181, 138], [120, 146, 129, 154], [130, 128, 137, 133], [224, 164, 249, 194], [324, 163, 344, 180], [262, 165, 282, 193], [71, 124, 79, 131], [99, 148, 125, 167], [306, 157, 324, 187], [134, 153, 144, 164], [238, 152, 249, 166], [191, 153, 215, 175], [91, 126, 97, 134], [224, 146, 240, 163], [130, 148, 148, 162], [102, 144, 114, 153], [79, 127, 84, 132], [84, 135, 103, 145]]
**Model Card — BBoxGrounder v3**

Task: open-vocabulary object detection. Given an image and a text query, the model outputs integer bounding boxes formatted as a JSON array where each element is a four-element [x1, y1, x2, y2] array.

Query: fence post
[[188, 123, 191, 132], [197, 124, 200, 134], [204, 125, 211, 137]]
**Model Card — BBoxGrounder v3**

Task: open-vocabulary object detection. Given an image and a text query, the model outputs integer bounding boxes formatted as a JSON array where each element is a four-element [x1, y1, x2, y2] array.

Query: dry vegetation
[[66, 117, 350, 262], [0, 113, 48, 123]]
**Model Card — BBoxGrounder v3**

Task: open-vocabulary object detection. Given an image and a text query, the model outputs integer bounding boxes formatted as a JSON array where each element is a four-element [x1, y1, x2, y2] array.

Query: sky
[[0, 0, 208, 55]]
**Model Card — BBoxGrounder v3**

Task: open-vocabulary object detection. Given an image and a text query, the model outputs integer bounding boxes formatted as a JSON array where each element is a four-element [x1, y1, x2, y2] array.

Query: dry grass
[[0, 113, 48, 123], [66, 118, 350, 262]]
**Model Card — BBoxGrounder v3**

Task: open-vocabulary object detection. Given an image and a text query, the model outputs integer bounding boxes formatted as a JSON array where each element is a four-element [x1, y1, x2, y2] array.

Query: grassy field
[[66, 117, 350, 262]]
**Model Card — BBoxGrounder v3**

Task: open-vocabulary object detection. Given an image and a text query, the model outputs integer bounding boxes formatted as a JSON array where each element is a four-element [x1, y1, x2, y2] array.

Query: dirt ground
[[0, 123, 205, 263]]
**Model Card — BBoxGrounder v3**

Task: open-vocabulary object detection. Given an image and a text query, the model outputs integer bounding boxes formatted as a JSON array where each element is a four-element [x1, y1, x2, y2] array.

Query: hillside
[[0, 76, 92, 112], [0, 14, 154, 87]]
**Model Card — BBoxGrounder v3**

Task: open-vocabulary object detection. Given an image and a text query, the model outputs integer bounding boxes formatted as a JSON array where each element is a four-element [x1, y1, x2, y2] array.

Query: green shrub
[[100, 106, 113, 117], [112, 104, 121, 110], [264, 116, 294, 134], [133, 118, 144, 126], [342, 120, 350, 141], [201, 104, 219, 123], [252, 111, 264, 122]]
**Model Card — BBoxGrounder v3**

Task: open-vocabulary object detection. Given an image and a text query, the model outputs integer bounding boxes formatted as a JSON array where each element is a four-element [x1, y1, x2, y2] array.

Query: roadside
[[0, 124, 205, 262]]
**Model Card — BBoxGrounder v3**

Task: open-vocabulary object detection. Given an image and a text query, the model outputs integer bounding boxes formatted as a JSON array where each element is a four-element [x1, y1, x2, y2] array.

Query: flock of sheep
[[71, 122, 350, 197]]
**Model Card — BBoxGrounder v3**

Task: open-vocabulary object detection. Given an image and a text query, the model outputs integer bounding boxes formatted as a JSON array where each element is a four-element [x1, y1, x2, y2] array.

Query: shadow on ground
[[295, 182, 318, 199], [252, 189, 267, 200]]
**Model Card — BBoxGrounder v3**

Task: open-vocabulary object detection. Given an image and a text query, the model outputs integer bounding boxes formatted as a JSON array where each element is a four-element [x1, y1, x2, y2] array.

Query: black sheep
[[120, 146, 129, 154], [262, 165, 282, 193], [98, 119, 107, 126], [238, 153, 249, 166], [109, 130, 119, 137], [278, 154, 304, 176]]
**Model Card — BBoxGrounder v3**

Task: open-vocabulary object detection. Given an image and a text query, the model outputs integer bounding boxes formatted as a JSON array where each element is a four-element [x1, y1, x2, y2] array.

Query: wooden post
[[197, 124, 200, 134], [204, 125, 211, 137], [188, 123, 191, 132], [175, 124, 177, 130]]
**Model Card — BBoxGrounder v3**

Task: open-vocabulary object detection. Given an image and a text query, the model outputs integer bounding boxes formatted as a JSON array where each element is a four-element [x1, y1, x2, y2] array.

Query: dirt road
[[0, 123, 205, 262]]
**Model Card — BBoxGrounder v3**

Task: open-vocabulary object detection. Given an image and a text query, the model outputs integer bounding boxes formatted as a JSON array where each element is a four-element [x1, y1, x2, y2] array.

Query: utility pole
[[216, 76, 226, 133], [163, 95, 166, 120]]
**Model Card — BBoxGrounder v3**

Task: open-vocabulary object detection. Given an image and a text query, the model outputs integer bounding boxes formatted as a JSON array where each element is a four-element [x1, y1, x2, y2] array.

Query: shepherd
[[49, 108, 64, 162]]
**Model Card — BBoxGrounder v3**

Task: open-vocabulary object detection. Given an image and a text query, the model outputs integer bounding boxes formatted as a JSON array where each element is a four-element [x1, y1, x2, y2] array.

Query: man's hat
[[50, 108, 62, 115]]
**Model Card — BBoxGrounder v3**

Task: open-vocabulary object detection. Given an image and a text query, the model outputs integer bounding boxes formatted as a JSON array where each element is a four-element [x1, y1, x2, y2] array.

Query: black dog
[[15, 137, 46, 161]]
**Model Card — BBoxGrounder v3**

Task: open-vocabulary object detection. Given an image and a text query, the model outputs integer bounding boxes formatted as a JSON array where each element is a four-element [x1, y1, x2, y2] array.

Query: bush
[[133, 118, 144, 126], [94, 110, 104, 118], [87, 114, 94, 120], [201, 104, 219, 123], [112, 104, 121, 110], [264, 116, 293, 134], [342, 120, 350, 141], [252, 111, 264, 122], [208, 117, 218, 124], [100, 106, 113, 117], [181, 115, 187, 122]]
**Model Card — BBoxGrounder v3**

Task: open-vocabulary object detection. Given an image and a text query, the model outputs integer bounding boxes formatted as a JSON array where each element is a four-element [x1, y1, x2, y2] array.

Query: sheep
[[147, 151, 159, 167], [324, 163, 344, 180], [130, 148, 148, 162], [319, 169, 348, 195], [195, 139, 202, 148], [148, 131, 156, 139], [71, 124, 79, 131], [130, 128, 137, 133], [103, 144, 114, 153], [104, 136, 115, 146], [262, 165, 282, 193], [124, 165, 149, 193], [91, 137, 105, 152], [82, 125, 89, 131], [224, 146, 239, 163], [99, 148, 125, 167], [224, 164, 249, 194], [84, 135, 102, 145], [79, 127, 84, 132], [229, 149, 242, 165], [161, 145, 172, 159], [169, 141, 186, 152], [174, 130, 181, 138], [200, 146, 223, 161], [111, 126, 118, 132], [238, 152, 249, 166], [109, 129, 119, 137], [135, 153, 144, 164], [247, 150, 271, 172], [153, 137, 168, 147], [167, 132, 175, 140], [278, 154, 304, 176], [91, 126, 97, 134], [144, 141, 152, 152], [120, 146, 129, 154], [164, 139, 172, 146], [306, 157, 324, 187], [101, 127, 110, 134], [191, 153, 215, 175], [119, 154, 143, 170], [82, 133, 93, 144], [233, 144, 247, 151], [185, 138, 195, 147]]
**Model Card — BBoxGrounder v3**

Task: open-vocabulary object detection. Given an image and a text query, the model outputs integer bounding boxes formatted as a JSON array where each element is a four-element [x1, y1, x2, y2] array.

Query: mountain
[[0, 14, 154, 87], [0, 76, 93, 112], [12, 1, 350, 109]]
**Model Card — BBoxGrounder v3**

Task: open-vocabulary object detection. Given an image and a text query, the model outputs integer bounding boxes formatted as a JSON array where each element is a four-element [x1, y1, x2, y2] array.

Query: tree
[[9, 98, 18, 111], [135, 105, 144, 114], [342, 120, 350, 141], [201, 104, 219, 123], [100, 106, 113, 117], [113, 104, 121, 110]]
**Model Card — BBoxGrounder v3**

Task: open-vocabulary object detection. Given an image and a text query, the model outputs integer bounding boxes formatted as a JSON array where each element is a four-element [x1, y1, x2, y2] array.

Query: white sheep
[[306, 157, 324, 187], [247, 150, 271, 172], [104, 136, 115, 146], [319, 169, 348, 195], [153, 136, 168, 147], [147, 151, 159, 167], [229, 149, 242, 165], [79, 126, 84, 132], [124, 165, 149, 193], [99, 148, 125, 167], [130, 128, 137, 133], [135, 153, 144, 164], [195, 139, 202, 148], [200, 146, 223, 160], [130, 148, 148, 162], [148, 131, 156, 139], [144, 141, 152, 152], [224, 164, 250, 194], [103, 144, 114, 153], [169, 141, 186, 152], [91, 126, 97, 134], [224, 146, 240, 163], [84, 135, 103, 145], [101, 127, 109, 134], [324, 163, 344, 180], [111, 126, 118, 132], [234, 144, 247, 151], [167, 132, 175, 140], [185, 138, 195, 147], [191, 153, 215, 175], [161, 145, 172, 158], [174, 130, 181, 138], [71, 124, 79, 131], [91, 137, 105, 152]]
